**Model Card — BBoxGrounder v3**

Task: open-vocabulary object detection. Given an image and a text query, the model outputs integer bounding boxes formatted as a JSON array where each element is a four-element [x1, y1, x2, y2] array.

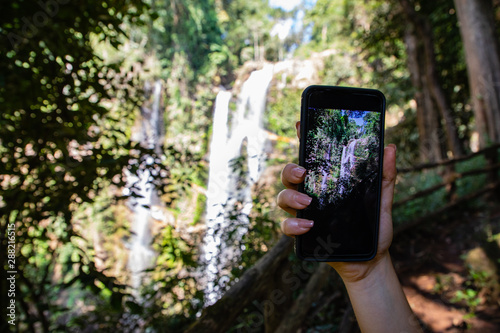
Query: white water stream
[[203, 64, 274, 305], [126, 80, 163, 290], [338, 139, 358, 195]]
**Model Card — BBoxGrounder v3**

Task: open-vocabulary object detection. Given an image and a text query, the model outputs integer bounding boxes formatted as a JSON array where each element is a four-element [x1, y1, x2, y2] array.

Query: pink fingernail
[[295, 193, 312, 205], [293, 166, 306, 178], [298, 220, 314, 228]]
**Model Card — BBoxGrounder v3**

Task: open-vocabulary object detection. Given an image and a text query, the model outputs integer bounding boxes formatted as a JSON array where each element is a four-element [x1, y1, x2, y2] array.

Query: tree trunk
[[400, 0, 464, 160], [454, 0, 500, 148], [403, 17, 442, 162], [419, 18, 464, 159]]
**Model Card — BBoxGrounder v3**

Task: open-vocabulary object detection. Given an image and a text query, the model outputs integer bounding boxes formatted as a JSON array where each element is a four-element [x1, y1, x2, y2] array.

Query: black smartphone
[[296, 85, 386, 261]]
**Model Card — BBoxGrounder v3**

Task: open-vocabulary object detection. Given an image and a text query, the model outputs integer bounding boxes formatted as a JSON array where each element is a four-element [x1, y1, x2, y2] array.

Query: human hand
[[277, 121, 398, 283]]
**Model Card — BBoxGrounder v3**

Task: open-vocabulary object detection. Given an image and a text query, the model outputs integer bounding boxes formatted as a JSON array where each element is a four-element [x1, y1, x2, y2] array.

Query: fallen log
[[275, 263, 332, 333], [185, 235, 293, 333]]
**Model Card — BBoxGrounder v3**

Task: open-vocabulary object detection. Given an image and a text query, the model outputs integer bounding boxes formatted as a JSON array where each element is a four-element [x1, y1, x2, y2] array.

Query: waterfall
[[203, 64, 274, 305], [338, 139, 358, 195], [320, 146, 331, 189], [126, 80, 164, 290], [318, 143, 332, 207]]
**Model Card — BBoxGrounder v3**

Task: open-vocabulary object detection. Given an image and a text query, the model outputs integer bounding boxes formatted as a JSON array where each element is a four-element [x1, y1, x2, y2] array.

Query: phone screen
[[296, 86, 385, 261]]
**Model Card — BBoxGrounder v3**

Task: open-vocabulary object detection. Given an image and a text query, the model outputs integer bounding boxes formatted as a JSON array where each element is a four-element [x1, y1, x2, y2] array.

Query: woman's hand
[[277, 122, 421, 333], [276, 121, 398, 283]]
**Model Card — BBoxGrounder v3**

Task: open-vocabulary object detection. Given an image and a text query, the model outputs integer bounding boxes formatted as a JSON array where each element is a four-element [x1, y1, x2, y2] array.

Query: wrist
[[330, 251, 393, 287], [336, 253, 423, 333]]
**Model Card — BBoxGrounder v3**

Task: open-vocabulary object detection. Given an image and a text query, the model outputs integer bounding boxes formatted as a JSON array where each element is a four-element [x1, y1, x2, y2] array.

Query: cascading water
[[318, 143, 332, 207], [338, 139, 358, 195], [126, 80, 164, 290], [203, 64, 274, 305]]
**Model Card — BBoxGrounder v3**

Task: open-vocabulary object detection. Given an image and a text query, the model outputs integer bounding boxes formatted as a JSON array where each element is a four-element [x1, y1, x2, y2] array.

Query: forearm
[[342, 255, 422, 333]]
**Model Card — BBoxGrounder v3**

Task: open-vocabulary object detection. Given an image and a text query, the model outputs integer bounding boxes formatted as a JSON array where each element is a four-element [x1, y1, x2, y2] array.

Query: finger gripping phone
[[296, 85, 386, 261]]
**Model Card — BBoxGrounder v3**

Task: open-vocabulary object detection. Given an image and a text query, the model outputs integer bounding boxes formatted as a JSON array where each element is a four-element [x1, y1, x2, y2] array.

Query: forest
[[1, 0, 500, 332]]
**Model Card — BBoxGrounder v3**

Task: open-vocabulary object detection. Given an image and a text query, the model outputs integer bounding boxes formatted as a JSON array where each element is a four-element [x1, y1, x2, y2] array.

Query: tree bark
[[262, 252, 294, 332], [274, 263, 332, 333], [454, 0, 500, 148], [400, 0, 464, 160], [403, 18, 442, 162], [419, 18, 464, 159]]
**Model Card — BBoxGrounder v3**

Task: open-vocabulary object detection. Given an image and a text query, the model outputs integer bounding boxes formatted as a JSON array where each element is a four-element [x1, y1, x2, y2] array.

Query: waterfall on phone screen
[[338, 139, 358, 195], [203, 64, 274, 306], [318, 142, 332, 207]]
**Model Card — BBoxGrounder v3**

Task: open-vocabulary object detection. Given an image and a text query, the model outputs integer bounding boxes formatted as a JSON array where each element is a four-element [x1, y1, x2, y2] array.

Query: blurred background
[[1, 0, 500, 332]]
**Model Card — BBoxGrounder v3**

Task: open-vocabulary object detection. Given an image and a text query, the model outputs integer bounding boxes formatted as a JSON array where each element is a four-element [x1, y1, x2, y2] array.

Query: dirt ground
[[391, 204, 500, 332]]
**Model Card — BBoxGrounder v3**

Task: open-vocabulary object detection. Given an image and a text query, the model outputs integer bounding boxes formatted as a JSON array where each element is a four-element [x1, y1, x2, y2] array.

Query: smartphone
[[296, 85, 386, 261]]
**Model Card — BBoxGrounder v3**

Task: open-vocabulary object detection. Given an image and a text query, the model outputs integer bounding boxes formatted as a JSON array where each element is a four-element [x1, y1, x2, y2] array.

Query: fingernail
[[295, 193, 312, 205], [298, 220, 314, 228], [292, 166, 306, 178]]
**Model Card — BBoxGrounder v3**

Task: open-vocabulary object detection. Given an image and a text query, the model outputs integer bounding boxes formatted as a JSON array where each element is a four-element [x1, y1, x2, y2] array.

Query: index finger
[[281, 163, 307, 190]]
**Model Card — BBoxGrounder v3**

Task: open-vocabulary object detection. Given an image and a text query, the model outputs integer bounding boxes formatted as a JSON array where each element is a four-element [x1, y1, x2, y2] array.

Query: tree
[[218, 0, 274, 64], [399, 0, 464, 161], [454, 0, 500, 148], [338, 0, 470, 163], [304, 0, 340, 47], [0, 1, 149, 331], [147, 0, 235, 162]]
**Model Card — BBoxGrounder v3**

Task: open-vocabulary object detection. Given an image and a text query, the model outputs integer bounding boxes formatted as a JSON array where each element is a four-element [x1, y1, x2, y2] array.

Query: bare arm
[[342, 254, 421, 332]]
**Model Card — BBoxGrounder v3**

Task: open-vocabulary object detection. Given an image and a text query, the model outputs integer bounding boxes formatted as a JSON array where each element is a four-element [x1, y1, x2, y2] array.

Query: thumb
[[380, 144, 397, 216]]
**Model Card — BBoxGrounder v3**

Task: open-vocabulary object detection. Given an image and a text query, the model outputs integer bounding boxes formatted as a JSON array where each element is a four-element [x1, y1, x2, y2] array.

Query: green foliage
[[303, 0, 350, 49], [452, 288, 480, 319], [218, 0, 274, 65], [104, 223, 203, 332], [450, 264, 491, 317], [192, 193, 207, 225], [393, 169, 446, 226], [237, 189, 282, 271], [265, 86, 302, 138], [393, 146, 499, 227], [145, 0, 239, 192], [149, 0, 228, 77], [453, 154, 490, 199], [319, 54, 357, 86], [0, 0, 174, 330], [385, 109, 420, 167]]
